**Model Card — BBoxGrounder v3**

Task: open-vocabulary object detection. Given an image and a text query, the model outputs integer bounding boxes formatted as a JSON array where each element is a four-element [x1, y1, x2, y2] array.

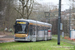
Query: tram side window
[[38, 26, 40, 31], [48, 27, 50, 30], [40, 25, 43, 31], [40, 26, 43, 31], [40, 26, 42, 31], [36, 26, 39, 33], [45, 27, 48, 35], [40, 26, 41, 30], [29, 25, 33, 35], [42, 26, 44, 30], [33, 25, 35, 35], [34, 26, 37, 35], [29, 25, 35, 35], [45, 27, 47, 30]]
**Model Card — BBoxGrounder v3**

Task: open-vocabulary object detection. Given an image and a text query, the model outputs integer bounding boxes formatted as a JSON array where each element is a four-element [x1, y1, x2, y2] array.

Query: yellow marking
[[29, 23, 37, 25], [29, 23, 33, 25], [37, 24, 41, 26], [34, 24, 36, 25], [29, 23, 50, 27], [17, 22, 26, 24], [42, 25, 45, 26], [15, 34, 28, 37]]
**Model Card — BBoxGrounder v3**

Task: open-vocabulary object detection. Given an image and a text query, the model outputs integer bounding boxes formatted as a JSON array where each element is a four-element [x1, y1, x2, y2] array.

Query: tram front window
[[15, 24, 28, 34]]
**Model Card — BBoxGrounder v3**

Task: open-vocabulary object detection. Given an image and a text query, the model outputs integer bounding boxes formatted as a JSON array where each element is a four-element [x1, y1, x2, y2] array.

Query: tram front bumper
[[15, 39, 30, 41], [14, 37, 30, 41]]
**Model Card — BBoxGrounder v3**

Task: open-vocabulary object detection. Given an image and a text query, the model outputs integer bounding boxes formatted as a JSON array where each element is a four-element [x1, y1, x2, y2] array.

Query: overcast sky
[[36, 0, 70, 11]]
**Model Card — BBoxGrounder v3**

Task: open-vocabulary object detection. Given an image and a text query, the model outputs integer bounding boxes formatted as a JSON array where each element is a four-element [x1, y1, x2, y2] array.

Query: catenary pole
[[69, 6, 71, 38], [58, 0, 61, 45]]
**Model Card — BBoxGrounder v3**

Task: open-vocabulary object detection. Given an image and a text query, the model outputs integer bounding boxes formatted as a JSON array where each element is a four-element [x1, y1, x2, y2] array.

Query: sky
[[36, 0, 71, 11]]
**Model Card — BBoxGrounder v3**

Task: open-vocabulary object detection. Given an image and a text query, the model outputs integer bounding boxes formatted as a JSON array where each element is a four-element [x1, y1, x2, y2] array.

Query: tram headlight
[[26, 35, 27, 37]]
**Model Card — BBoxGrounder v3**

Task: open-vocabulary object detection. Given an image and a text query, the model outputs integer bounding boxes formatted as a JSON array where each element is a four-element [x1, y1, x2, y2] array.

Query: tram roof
[[16, 19, 52, 26]]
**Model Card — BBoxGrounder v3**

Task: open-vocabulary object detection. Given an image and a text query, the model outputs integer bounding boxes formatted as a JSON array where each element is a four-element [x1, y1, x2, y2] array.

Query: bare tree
[[14, 0, 34, 19], [0, 0, 18, 34], [30, 2, 58, 21]]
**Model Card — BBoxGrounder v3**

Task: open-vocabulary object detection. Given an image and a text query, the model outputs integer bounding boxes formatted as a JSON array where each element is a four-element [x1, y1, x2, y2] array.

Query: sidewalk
[[52, 36, 75, 45], [0, 35, 6, 38], [0, 35, 14, 43]]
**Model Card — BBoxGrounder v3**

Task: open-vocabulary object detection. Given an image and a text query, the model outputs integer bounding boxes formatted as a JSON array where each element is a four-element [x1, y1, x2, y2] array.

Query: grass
[[0, 39, 75, 50], [53, 35, 75, 42], [53, 35, 62, 37]]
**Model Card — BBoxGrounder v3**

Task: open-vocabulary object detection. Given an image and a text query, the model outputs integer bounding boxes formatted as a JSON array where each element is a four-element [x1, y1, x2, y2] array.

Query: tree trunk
[[22, 0, 24, 18]]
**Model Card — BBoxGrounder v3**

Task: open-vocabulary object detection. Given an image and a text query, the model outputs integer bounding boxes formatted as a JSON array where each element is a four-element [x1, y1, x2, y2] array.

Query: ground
[[0, 39, 75, 50], [0, 32, 75, 50]]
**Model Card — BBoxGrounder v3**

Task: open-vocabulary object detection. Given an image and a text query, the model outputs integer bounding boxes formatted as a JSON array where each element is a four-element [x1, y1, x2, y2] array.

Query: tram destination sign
[[17, 22, 26, 24]]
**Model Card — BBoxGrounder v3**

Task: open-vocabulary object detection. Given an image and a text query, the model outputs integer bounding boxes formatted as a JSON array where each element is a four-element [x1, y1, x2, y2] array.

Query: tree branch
[[28, 4, 33, 18], [13, 8, 23, 17], [23, 0, 29, 8]]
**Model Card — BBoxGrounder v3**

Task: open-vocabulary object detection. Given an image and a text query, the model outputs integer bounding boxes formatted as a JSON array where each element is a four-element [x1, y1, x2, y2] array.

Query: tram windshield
[[14, 22, 28, 34]]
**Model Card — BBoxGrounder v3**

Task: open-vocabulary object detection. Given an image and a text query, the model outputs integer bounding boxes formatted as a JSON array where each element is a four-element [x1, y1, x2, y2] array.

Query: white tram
[[14, 19, 52, 42]]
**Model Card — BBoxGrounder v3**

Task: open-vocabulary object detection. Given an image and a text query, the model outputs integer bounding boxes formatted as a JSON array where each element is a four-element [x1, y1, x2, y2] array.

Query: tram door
[[29, 25, 36, 41], [44, 27, 48, 40], [29, 25, 33, 40]]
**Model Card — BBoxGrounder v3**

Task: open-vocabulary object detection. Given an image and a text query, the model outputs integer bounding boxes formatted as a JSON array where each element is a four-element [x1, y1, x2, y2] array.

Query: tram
[[14, 19, 52, 42]]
